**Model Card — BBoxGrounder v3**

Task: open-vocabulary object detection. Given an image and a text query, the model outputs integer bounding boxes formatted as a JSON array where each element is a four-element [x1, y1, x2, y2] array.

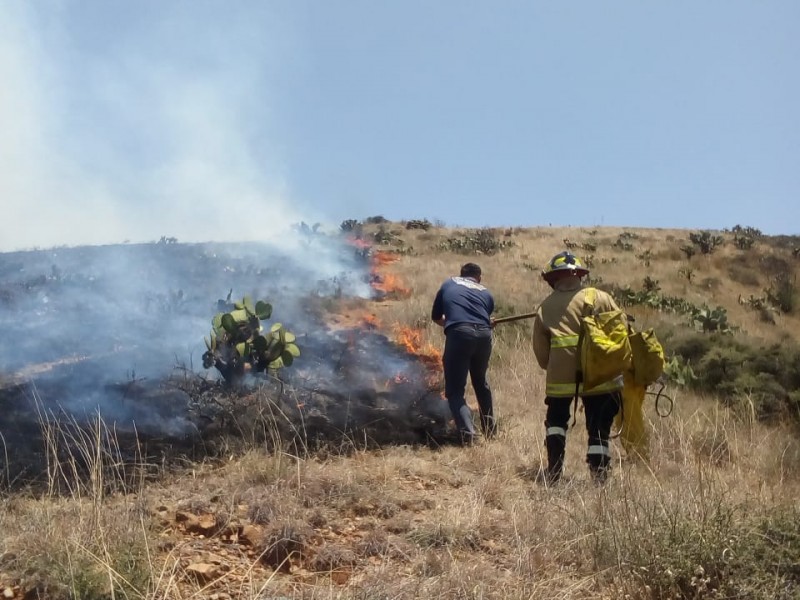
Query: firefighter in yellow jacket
[[532, 251, 623, 484]]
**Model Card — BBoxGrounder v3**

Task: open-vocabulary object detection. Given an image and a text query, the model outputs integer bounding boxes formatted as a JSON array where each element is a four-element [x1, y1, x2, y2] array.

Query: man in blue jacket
[[431, 263, 495, 444]]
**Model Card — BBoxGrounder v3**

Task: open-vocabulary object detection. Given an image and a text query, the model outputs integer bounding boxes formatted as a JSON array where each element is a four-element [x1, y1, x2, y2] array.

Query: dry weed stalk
[[2, 223, 800, 598]]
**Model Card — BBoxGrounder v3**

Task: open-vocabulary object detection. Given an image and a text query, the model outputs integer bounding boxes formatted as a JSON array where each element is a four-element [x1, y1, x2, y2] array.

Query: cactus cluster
[[690, 305, 733, 334], [562, 239, 597, 253], [678, 267, 695, 282], [688, 231, 724, 254], [438, 229, 514, 255], [765, 273, 796, 314], [729, 224, 763, 250], [611, 281, 715, 320], [663, 355, 698, 387], [637, 249, 653, 266], [405, 219, 432, 230], [373, 225, 403, 245], [612, 236, 634, 251], [340, 219, 361, 233], [202, 295, 300, 383]]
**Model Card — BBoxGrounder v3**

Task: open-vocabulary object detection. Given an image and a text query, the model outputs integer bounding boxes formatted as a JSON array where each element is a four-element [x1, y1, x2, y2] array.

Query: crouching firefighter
[[532, 251, 625, 484]]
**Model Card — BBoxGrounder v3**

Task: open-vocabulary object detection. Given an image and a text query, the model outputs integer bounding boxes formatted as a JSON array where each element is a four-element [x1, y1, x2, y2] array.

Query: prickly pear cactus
[[202, 295, 300, 384]]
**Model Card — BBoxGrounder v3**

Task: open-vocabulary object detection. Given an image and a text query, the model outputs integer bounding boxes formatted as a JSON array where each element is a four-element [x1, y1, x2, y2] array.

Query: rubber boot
[[544, 434, 566, 484]]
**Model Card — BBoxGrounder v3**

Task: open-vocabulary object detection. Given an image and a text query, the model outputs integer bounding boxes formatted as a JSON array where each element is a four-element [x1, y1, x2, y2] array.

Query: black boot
[[544, 434, 566, 484]]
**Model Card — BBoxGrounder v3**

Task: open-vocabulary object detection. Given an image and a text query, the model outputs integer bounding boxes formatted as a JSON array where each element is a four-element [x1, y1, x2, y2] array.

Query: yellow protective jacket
[[533, 278, 625, 398]]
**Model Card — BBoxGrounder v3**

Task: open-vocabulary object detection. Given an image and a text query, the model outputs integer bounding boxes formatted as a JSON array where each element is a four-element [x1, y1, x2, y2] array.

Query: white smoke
[[0, 1, 306, 252]]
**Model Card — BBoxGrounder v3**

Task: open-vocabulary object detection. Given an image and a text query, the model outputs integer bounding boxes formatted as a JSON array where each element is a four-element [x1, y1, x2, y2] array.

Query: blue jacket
[[431, 277, 494, 332]]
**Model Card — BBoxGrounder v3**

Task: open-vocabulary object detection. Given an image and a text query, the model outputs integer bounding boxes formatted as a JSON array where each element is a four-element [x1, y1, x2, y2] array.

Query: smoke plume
[[0, 1, 305, 251]]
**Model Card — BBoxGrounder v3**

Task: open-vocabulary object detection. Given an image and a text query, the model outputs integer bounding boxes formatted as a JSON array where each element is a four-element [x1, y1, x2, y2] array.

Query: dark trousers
[[443, 324, 494, 439], [544, 393, 620, 479]]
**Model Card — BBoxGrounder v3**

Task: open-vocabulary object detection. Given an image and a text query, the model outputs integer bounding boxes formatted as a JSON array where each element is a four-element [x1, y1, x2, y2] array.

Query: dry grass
[[2, 223, 799, 599]]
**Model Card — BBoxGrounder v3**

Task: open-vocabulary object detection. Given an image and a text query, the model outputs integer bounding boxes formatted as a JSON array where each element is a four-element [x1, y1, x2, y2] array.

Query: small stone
[[239, 524, 263, 546], [185, 562, 222, 583]]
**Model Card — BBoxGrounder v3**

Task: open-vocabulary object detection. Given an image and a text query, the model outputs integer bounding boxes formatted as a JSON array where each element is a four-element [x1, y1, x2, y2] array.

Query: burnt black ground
[[0, 239, 453, 489]]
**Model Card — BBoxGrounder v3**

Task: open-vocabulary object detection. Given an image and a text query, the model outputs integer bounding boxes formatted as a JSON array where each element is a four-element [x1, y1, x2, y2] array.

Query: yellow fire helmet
[[541, 251, 590, 282]]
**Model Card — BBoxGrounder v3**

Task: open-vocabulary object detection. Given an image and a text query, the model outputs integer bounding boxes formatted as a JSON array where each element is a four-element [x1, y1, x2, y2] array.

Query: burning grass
[[2, 223, 800, 598]]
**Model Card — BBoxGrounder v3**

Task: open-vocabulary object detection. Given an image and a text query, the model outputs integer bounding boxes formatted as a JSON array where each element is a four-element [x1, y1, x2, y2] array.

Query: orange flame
[[393, 325, 442, 372], [346, 237, 372, 250], [373, 273, 411, 298], [338, 236, 443, 390], [362, 313, 380, 329], [344, 236, 409, 298], [371, 250, 400, 266]]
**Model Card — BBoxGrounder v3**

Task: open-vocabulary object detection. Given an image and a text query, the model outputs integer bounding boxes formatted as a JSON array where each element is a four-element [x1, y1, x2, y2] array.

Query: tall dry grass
[[2, 223, 799, 598]]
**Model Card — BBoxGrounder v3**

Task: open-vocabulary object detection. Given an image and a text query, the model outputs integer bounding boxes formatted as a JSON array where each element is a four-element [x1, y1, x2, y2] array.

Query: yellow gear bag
[[615, 370, 650, 460], [629, 327, 665, 387], [579, 288, 632, 391], [612, 326, 666, 461]]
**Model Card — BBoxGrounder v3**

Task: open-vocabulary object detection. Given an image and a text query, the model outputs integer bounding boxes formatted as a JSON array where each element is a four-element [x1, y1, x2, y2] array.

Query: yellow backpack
[[578, 288, 632, 391], [629, 327, 665, 386]]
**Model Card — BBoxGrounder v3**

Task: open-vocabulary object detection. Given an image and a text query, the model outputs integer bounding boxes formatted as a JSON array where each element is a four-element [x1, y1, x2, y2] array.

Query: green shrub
[[618, 505, 800, 598], [667, 334, 800, 424], [698, 346, 747, 388], [669, 331, 714, 364], [728, 372, 790, 419]]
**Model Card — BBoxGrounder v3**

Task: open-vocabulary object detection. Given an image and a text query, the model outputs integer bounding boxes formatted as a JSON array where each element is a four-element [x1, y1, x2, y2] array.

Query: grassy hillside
[[1, 221, 799, 599]]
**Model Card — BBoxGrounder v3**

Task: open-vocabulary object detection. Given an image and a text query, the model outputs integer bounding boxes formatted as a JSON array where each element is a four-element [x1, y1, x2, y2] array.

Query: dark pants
[[443, 324, 494, 440], [544, 392, 620, 481]]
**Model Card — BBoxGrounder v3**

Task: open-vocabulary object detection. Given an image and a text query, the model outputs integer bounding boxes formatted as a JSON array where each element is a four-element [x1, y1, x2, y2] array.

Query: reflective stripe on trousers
[[587, 444, 611, 457]]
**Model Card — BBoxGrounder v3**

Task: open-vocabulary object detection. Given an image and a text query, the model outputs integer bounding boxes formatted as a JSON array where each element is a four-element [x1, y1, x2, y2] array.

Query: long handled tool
[[493, 311, 538, 324]]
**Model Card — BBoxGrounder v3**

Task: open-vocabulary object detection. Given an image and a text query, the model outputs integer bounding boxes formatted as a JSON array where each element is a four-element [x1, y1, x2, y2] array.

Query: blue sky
[[1, 1, 797, 251]]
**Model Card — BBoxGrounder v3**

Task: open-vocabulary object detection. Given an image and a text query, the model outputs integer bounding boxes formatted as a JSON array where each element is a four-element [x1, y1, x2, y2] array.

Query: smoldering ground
[[0, 235, 451, 487]]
